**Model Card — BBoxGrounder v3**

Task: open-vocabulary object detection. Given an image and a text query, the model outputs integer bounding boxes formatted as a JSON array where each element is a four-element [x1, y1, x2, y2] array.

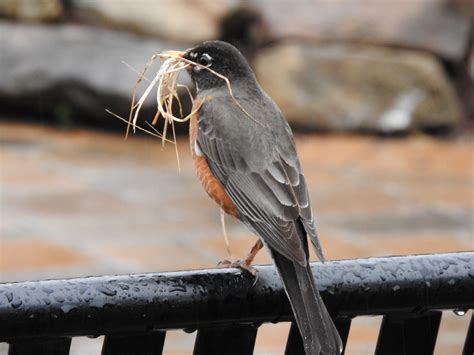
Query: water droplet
[[61, 304, 76, 313], [42, 287, 54, 295], [118, 283, 129, 291], [453, 309, 467, 316], [448, 279, 455, 286], [170, 285, 186, 293], [11, 300, 22, 309], [96, 286, 117, 297], [5, 292, 13, 303], [360, 262, 375, 270], [54, 295, 65, 303], [392, 285, 400, 291]]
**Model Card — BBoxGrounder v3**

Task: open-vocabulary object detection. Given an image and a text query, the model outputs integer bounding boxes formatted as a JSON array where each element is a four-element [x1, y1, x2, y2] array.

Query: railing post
[[101, 331, 166, 355], [334, 317, 352, 355], [285, 317, 351, 355], [193, 324, 258, 355], [8, 338, 71, 355], [284, 322, 304, 355], [462, 313, 473, 355], [375, 311, 442, 355]]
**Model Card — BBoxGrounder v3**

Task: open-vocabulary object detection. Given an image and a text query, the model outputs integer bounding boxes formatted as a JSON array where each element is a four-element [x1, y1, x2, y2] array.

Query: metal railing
[[1, 252, 473, 354]]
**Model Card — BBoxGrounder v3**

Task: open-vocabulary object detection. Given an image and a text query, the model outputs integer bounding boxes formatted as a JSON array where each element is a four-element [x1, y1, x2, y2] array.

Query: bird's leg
[[218, 239, 263, 277], [243, 239, 264, 266]]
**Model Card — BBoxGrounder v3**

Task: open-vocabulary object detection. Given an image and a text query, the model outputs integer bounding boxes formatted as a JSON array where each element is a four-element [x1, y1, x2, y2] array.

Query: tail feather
[[271, 238, 342, 354], [273, 251, 342, 354]]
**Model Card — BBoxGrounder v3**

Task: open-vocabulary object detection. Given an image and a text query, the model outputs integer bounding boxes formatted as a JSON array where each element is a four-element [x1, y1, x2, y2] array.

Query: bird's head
[[163, 40, 255, 92]]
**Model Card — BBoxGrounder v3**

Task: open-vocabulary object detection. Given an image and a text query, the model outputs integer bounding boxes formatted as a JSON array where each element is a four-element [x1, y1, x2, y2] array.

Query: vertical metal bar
[[193, 324, 258, 355], [8, 338, 71, 355], [285, 322, 304, 355], [285, 318, 352, 355], [375, 311, 442, 355], [462, 314, 473, 355], [334, 317, 352, 355], [101, 331, 166, 355]]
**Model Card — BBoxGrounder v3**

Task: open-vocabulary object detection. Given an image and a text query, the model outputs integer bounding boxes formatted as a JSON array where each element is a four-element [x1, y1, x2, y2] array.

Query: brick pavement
[[0, 123, 472, 354]]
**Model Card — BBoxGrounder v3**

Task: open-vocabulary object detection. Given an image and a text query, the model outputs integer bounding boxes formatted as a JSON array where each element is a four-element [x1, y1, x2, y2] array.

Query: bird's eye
[[198, 53, 212, 67]]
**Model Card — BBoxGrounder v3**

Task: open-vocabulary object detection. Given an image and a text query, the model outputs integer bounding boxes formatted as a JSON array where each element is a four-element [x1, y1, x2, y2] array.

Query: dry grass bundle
[[107, 50, 260, 171], [106, 52, 192, 170]]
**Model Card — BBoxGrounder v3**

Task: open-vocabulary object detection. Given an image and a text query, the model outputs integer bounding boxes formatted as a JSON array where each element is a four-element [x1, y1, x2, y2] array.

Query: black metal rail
[[1, 252, 473, 354]]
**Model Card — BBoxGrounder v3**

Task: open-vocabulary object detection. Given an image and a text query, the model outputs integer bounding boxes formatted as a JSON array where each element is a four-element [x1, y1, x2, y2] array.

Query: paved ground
[[1, 122, 472, 354]]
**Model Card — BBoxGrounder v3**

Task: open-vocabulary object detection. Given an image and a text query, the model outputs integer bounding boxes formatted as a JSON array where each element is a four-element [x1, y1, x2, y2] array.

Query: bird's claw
[[217, 259, 259, 280]]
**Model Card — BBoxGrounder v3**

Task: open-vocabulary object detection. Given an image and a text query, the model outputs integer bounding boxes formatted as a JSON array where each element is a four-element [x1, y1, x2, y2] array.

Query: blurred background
[[0, 0, 473, 354]]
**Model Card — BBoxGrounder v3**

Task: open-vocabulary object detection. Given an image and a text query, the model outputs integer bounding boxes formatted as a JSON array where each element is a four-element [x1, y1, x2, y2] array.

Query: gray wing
[[196, 95, 324, 265]]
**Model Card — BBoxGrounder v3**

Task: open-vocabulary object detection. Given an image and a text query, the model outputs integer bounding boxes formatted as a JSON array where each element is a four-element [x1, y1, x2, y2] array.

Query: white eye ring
[[198, 53, 212, 67]]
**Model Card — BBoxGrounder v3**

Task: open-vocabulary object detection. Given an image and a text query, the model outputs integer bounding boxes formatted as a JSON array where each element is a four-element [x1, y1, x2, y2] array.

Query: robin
[[168, 41, 342, 355]]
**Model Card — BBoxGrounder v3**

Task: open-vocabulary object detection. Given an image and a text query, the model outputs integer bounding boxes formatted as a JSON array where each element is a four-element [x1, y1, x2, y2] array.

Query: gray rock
[[0, 22, 190, 128], [251, 0, 472, 61], [0, 0, 63, 21], [254, 43, 463, 132], [70, 0, 238, 44]]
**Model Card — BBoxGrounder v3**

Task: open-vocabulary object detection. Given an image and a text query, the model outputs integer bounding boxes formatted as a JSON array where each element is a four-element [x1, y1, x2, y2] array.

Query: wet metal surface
[[0, 252, 472, 341]]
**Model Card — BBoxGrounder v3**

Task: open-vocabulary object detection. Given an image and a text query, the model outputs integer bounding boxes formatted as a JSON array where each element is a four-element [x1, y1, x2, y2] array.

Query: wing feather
[[196, 94, 325, 263]]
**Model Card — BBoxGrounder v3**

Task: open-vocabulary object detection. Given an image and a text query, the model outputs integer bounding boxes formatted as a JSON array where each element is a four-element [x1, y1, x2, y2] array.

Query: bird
[[169, 40, 342, 355]]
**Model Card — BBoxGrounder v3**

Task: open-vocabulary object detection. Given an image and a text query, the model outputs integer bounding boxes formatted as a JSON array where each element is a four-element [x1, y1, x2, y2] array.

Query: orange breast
[[189, 99, 238, 218]]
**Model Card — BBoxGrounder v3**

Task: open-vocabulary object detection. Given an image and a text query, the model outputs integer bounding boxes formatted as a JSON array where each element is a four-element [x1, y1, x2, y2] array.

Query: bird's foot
[[217, 259, 259, 278]]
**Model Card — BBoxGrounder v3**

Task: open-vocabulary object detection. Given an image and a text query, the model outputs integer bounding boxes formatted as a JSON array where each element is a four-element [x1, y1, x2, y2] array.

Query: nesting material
[[128, 51, 255, 135], [107, 50, 260, 171]]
